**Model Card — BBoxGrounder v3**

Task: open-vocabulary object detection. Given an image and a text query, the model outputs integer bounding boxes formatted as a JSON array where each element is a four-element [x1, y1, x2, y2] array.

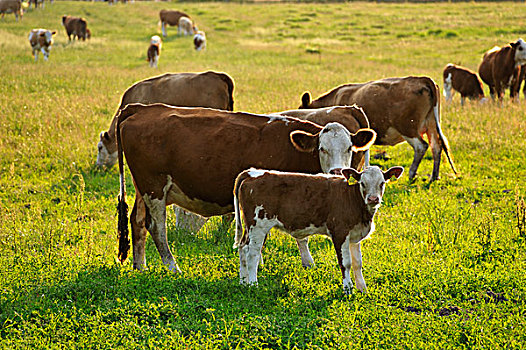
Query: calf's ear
[[383, 166, 404, 181], [290, 130, 318, 153], [300, 92, 312, 109], [51, 31, 56, 35], [351, 129, 376, 151], [342, 168, 361, 183]]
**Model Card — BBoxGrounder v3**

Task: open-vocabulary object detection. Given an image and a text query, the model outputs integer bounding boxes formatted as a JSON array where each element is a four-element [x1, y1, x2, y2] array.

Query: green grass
[[1, 1, 526, 348]]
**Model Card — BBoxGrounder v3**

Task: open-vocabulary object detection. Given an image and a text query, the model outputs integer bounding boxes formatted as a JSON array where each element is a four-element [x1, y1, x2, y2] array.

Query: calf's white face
[[513, 38, 526, 65], [343, 166, 404, 210]]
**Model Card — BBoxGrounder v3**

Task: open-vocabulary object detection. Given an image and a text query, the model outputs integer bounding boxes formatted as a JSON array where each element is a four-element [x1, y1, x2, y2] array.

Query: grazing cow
[[62, 15, 88, 41], [159, 9, 190, 37], [274, 105, 371, 172], [178, 16, 195, 36], [478, 39, 526, 100], [116, 103, 376, 272], [147, 35, 162, 68], [443, 64, 485, 105], [234, 166, 403, 294], [301, 76, 457, 182], [28, 29, 56, 62], [96, 71, 235, 168], [0, 0, 22, 21], [193, 30, 206, 51]]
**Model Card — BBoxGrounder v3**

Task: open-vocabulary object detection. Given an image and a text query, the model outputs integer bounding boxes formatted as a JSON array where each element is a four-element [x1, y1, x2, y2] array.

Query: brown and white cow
[[178, 16, 196, 36], [96, 71, 235, 168], [116, 103, 376, 272], [478, 39, 526, 100], [274, 105, 371, 171], [443, 63, 486, 105], [301, 76, 457, 182], [28, 29, 55, 62], [62, 15, 88, 41], [147, 35, 162, 68], [234, 166, 403, 294], [193, 30, 206, 51], [159, 9, 190, 37], [0, 0, 22, 21]]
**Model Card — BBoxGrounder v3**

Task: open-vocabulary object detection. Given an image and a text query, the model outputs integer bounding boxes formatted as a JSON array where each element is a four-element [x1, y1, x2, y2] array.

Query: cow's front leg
[[295, 237, 315, 268], [350, 242, 367, 293], [144, 194, 180, 273], [333, 234, 353, 295]]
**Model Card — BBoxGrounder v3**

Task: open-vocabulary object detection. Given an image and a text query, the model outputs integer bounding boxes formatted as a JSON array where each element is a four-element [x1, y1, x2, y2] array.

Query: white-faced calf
[[147, 35, 162, 68], [28, 28, 55, 62], [234, 165, 403, 295], [193, 30, 206, 51]]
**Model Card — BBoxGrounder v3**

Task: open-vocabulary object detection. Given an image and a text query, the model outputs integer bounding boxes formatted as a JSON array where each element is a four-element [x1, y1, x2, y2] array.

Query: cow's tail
[[427, 78, 458, 175], [233, 170, 251, 249], [116, 105, 139, 263]]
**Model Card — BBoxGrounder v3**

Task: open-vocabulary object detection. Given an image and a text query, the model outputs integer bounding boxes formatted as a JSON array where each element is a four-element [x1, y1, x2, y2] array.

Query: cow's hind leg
[[131, 194, 148, 270], [144, 194, 180, 273], [402, 136, 428, 180], [426, 127, 442, 182]]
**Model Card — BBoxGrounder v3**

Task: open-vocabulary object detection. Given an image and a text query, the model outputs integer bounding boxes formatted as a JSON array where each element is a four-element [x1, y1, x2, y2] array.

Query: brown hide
[[443, 64, 484, 99], [478, 42, 525, 99], [147, 44, 159, 63], [276, 106, 370, 170], [101, 71, 235, 160], [62, 15, 88, 41], [160, 9, 189, 26], [118, 104, 323, 217], [0, 0, 22, 20]]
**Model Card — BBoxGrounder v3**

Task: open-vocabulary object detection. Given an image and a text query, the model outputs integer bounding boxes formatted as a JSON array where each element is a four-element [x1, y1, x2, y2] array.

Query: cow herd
[[7, 2, 525, 295]]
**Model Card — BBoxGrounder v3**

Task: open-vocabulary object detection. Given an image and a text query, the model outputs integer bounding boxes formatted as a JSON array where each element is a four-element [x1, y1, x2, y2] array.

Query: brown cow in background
[[0, 0, 22, 21], [478, 39, 526, 100], [62, 15, 88, 41], [159, 9, 190, 37], [443, 64, 485, 105]]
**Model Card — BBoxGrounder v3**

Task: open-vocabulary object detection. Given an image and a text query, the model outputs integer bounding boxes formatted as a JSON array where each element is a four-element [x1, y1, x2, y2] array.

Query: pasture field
[[1, 1, 526, 348]]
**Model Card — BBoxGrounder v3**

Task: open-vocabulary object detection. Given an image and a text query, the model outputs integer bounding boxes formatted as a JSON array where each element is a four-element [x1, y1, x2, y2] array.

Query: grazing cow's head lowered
[[291, 122, 376, 175]]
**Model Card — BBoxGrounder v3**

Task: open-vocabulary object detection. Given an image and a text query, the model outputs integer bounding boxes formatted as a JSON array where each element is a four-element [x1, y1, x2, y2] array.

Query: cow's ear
[[300, 92, 312, 109], [342, 168, 361, 183], [290, 130, 318, 153], [511, 42, 519, 48], [351, 129, 376, 151], [51, 31, 56, 35], [100, 131, 110, 142], [383, 166, 404, 181]]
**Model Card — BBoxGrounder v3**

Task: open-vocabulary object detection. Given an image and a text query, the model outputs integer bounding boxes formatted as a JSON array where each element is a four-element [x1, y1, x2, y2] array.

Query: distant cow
[[147, 35, 161, 68], [178, 16, 195, 36], [443, 64, 485, 105], [28, 29, 56, 61], [0, 0, 22, 20], [28, 0, 43, 9], [159, 9, 189, 37], [301, 76, 457, 182], [478, 39, 526, 100], [274, 105, 371, 172], [234, 166, 403, 294], [97, 71, 235, 168], [116, 103, 376, 272], [511, 64, 526, 99], [193, 30, 206, 51], [62, 15, 88, 41]]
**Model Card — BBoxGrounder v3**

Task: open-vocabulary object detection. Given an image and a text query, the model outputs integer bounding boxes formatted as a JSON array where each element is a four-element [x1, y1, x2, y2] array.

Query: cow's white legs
[[403, 136, 428, 180], [173, 206, 207, 232], [33, 50, 38, 61], [161, 22, 167, 37], [295, 237, 315, 268], [41, 48, 49, 61], [239, 244, 249, 283], [131, 195, 147, 270], [341, 235, 353, 294], [444, 73, 453, 102], [144, 195, 180, 273], [350, 242, 367, 293]]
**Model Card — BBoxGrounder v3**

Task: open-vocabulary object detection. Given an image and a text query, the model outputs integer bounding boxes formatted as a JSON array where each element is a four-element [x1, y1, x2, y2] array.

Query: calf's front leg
[[350, 242, 367, 293]]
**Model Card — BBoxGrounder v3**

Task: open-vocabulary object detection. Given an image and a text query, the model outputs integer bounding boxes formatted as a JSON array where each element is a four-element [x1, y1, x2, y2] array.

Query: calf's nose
[[367, 195, 380, 205]]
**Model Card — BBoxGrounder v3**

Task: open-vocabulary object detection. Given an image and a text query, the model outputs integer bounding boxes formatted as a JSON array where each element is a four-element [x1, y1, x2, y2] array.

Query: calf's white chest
[[347, 221, 374, 244]]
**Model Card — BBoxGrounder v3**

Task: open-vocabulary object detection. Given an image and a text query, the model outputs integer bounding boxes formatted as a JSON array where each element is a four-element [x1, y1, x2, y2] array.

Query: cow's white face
[[318, 122, 353, 175], [44, 30, 54, 45], [96, 132, 117, 167], [514, 38, 526, 65]]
